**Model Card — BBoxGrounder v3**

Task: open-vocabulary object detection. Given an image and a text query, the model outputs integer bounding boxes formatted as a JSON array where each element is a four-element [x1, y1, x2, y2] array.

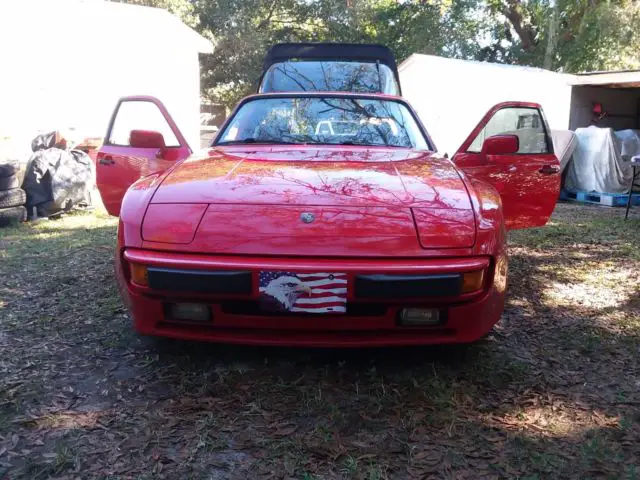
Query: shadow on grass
[[119, 204, 640, 477], [2, 206, 640, 478]]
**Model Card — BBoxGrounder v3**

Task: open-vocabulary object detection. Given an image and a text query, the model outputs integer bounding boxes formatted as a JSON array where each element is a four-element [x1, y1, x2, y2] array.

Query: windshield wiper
[[216, 138, 300, 146], [334, 141, 406, 148], [375, 60, 383, 92]]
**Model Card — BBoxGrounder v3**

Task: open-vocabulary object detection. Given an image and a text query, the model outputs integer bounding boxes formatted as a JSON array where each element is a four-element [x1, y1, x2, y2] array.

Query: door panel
[[453, 102, 560, 230], [96, 96, 191, 216]]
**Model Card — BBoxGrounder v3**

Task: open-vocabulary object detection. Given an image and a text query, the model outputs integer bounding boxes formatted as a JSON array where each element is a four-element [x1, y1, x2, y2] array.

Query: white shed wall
[[399, 55, 573, 156], [0, 0, 206, 151]]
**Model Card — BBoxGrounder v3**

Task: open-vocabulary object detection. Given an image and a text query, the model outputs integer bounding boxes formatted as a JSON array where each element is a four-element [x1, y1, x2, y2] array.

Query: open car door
[[96, 96, 191, 216], [452, 102, 560, 230]]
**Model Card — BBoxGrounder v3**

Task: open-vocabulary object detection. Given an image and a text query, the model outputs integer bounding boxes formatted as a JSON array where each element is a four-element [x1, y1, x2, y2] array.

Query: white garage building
[[0, 0, 211, 151], [399, 54, 640, 157]]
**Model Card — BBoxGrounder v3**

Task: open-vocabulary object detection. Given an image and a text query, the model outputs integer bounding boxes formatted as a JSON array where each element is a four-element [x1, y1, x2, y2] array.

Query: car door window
[[108, 100, 180, 147], [468, 107, 549, 154]]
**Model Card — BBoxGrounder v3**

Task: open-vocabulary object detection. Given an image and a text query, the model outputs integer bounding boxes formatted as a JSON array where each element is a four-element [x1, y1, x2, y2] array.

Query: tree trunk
[[543, 5, 559, 70], [502, 0, 536, 51]]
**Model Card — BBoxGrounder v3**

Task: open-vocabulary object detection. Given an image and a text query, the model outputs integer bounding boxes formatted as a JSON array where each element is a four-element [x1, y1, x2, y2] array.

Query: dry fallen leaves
[[0, 205, 638, 479]]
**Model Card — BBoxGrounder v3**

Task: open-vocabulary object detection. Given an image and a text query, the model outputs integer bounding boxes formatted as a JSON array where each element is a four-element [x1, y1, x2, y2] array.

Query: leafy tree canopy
[[191, 0, 490, 109], [114, 0, 640, 109], [482, 0, 640, 72]]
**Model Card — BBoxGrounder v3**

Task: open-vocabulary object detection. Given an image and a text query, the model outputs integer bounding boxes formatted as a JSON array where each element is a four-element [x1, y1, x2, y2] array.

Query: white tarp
[[615, 129, 640, 158], [550, 130, 578, 172], [565, 126, 637, 193]]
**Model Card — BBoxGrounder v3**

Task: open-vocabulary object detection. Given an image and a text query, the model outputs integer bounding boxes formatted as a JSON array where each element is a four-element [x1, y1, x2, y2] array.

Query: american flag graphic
[[258, 271, 348, 314]]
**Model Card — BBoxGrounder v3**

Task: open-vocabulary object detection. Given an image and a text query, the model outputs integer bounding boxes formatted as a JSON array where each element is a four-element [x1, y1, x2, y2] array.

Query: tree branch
[[502, 0, 536, 51]]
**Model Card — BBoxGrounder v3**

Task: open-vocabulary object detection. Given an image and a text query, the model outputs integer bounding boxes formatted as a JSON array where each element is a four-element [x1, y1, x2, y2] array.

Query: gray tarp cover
[[550, 130, 578, 173], [565, 126, 638, 194], [23, 148, 96, 215]]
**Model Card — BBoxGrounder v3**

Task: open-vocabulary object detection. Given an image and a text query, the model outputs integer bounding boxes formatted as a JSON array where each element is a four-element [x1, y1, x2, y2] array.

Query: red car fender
[[462, 171, 508, 294], [119, 173, 164, 249], [116, 172, 165, 305]]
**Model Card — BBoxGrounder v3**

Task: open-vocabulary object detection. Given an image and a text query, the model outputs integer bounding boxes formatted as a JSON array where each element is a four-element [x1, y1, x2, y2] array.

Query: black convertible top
[[260, 42, 401, 94]]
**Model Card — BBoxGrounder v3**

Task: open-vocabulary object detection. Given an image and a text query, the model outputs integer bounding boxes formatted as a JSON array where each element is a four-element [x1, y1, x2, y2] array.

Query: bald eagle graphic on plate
[[259, 271, 347, 313]]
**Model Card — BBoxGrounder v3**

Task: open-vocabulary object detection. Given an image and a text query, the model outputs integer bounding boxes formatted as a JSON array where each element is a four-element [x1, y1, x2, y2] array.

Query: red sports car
[[96, 92, 559, 347]]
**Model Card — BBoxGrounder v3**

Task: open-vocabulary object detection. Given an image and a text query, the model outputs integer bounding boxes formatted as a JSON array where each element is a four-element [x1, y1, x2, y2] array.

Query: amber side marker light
[[461, 269, 485, 293], [130, 263, 149, 286]]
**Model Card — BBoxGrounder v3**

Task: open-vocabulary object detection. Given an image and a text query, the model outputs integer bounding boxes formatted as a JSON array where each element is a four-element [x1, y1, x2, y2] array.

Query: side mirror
[[129, 130, 166, 149], [481, 135, 519, 156]]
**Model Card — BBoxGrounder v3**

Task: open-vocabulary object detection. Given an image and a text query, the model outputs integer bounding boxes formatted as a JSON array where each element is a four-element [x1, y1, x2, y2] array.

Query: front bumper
[[118, 249, 505, 347]]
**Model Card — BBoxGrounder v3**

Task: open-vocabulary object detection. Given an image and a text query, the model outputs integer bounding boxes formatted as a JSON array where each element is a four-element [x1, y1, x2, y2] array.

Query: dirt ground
[[0, 203, 639, 479]]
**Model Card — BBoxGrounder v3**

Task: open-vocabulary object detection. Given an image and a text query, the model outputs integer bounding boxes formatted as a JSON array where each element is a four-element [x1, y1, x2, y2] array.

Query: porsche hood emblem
[[300, 212, 315, 224]]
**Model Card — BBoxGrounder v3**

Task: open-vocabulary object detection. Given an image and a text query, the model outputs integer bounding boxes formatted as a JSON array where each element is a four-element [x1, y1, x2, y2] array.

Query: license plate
[[258, 271, 347, 313]]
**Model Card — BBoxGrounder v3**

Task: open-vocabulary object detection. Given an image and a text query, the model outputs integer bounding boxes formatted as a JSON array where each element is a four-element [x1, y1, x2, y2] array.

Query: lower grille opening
[[221, 301, 387, 317], [156, 323, 457, 339]]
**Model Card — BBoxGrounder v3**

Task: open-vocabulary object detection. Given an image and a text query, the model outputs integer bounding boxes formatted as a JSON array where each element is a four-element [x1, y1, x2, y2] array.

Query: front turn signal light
[[130, 263, 149, 286], [461, 269, 485, 293]]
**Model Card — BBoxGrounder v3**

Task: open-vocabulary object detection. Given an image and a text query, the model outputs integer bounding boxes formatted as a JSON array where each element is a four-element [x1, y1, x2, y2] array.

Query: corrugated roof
[[571, 70, 640, 88], [576, 69, 640, 76]]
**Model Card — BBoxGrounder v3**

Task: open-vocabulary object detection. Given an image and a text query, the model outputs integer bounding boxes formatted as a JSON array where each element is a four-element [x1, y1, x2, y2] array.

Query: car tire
[[0, 174, 19, 191], [0, 163, 19, 178], [0, 188, 26, 208], [0, 205, 27, 227]]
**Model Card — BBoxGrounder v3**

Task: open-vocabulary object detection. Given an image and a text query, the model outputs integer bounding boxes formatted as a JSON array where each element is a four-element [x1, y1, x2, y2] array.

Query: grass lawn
[[0, 203, 639, 479]]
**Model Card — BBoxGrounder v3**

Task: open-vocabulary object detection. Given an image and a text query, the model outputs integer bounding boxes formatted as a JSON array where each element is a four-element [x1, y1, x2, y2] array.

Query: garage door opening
[[570, 75, 640, 131], [561, 72, 640, 199]]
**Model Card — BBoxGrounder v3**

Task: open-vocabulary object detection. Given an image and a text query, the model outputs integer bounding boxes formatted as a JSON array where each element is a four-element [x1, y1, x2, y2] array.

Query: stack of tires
[[0, 163, 27, 227]]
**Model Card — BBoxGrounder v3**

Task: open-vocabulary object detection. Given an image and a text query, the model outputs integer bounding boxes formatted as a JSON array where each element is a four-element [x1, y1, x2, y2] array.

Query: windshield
[[216, 97, 429, 149], [259, 61, 400, 95]]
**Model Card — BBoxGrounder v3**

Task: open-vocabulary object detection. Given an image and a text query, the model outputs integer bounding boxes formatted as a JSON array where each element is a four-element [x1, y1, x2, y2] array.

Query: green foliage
[[117, 0, 640, 108], [194, 0, 489, 109], [482, 0, 640, 72], [559, 1, 640, 72]]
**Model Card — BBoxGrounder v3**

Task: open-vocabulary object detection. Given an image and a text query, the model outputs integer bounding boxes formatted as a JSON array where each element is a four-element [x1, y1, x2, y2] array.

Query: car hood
[[151, 146, 473, 210], [142, 146, 477, 255]]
